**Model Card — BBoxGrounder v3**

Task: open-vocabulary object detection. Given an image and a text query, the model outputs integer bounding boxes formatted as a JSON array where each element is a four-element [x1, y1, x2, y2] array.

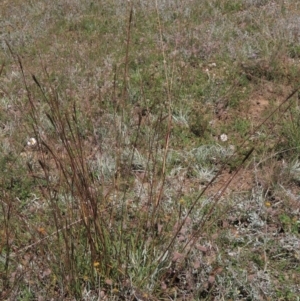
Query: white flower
[[27, 137, 37, 147], [220, 134, 228, 142]]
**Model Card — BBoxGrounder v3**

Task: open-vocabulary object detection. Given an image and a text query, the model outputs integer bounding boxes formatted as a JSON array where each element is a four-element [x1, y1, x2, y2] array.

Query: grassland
[[1, 0, 300, 300]]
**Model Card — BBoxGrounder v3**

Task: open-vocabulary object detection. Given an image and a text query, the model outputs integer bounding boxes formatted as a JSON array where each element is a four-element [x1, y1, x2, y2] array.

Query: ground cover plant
[[1, 0, 300, 300]]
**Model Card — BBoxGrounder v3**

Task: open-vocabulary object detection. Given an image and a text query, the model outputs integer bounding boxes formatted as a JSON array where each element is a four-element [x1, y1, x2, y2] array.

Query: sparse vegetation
[[1, 0, 300, 300]]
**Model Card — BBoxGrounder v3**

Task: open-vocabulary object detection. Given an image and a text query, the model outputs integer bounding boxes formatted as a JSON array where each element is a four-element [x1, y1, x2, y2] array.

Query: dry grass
[[1, 0, 300, 300]]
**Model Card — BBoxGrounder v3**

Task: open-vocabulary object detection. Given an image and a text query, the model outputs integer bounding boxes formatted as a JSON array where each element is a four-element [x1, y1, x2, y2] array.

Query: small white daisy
[[220, 134, 228, 142], [27, 137, 37, 147]]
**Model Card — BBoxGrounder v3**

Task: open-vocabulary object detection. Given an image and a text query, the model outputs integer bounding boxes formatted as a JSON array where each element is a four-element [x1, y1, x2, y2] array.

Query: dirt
[[206, 82, 294, 199], [205, 168, 254, 199]]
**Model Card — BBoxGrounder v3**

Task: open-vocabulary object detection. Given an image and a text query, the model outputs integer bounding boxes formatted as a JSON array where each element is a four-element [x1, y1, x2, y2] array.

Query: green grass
[[1, 0, 300, 300]]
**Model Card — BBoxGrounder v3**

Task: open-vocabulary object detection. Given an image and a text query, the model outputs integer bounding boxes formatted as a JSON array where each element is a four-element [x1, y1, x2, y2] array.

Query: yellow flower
[[265, 201, 271, 207], [93, 261, 100, 268], [179, 198, 185, 205], [83, 275, 89, 281], [37, 227, 46, 235]]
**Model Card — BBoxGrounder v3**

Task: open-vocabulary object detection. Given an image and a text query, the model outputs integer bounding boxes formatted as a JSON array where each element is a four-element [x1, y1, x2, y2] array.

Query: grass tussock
[[1, 0, 300, 300]]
